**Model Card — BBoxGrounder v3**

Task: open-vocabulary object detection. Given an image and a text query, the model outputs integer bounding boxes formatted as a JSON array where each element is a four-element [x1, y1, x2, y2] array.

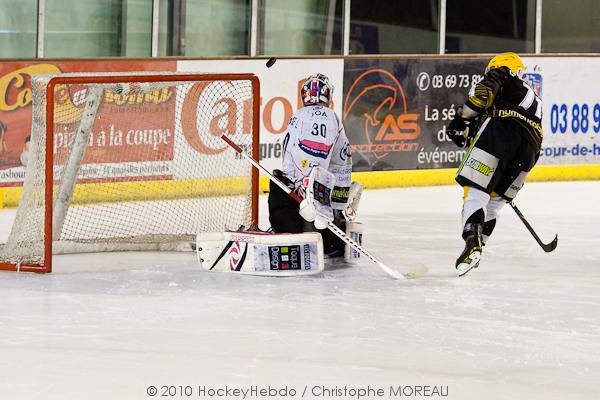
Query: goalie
[[268, 73, 360, 259]]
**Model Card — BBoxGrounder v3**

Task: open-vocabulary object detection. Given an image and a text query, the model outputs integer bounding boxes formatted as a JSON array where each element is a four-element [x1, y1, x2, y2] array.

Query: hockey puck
[[266, 57, 277, 68]]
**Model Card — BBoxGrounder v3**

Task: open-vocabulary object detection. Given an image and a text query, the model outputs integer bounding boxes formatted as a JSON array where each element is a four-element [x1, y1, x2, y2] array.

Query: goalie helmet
[[301, 73, 334, 107], [485, 52, 525, 77]]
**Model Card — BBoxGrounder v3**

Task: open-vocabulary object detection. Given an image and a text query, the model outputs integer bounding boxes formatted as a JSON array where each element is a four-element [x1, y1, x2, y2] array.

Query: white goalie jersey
[[281, 105, 352, 210]]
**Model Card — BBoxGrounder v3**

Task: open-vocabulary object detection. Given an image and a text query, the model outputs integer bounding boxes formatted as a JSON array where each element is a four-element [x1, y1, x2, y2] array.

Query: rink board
[[2, 164, 600, 208], [0, 176, 253, 208], [350, 164, 600, 189], [260, 164, 600, 192], [3, 56, 600, 207]]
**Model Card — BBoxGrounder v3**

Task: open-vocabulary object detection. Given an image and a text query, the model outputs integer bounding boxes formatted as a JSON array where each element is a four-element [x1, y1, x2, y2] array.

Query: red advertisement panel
[[53, 82, 175, 165], [0, 60, 176, 185]]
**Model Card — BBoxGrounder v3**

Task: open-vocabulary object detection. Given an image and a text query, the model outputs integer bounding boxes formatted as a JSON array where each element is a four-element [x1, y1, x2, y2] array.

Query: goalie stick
[[220, 135, 426, 280], [510, 202, 558, 252]]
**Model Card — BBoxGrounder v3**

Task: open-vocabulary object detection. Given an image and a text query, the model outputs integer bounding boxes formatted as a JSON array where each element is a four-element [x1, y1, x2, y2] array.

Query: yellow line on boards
[[2, 164, 600, 208]]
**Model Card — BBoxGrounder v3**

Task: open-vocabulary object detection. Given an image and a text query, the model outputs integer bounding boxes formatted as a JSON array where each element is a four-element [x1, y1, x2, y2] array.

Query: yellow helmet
[[485, 52, 525, 76]]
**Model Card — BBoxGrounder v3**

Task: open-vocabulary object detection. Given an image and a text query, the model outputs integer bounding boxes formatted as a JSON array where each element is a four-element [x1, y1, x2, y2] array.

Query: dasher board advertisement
[[177, 59, 344, 173], [344, 56, 600, 172], [343, 57, 487, 172], [0, 60, 176, 186], [523, 57, 600, 165]]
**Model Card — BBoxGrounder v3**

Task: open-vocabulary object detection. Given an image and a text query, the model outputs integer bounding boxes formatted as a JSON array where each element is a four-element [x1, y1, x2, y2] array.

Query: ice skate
[[456, 223, 483, 276]]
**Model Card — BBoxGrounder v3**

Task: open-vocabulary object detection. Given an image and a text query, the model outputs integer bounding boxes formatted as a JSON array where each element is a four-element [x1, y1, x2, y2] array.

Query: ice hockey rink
[[0, 181, 598, 400]]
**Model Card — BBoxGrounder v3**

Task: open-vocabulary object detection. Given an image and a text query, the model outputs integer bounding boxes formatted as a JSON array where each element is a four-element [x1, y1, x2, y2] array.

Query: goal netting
[[0, 72, 259, 273]]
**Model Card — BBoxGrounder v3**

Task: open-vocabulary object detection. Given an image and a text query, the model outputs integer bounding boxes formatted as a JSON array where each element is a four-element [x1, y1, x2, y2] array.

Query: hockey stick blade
[[323, 219, 403, 280], [540, 234, 558, 253], [220, 135, 408, 280], [510, 202, 558, 253]]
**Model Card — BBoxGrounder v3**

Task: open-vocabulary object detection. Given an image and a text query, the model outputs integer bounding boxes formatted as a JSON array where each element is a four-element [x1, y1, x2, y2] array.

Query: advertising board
[[343, 57, 487, 172], [523, 57, 600, 165], [177, 58, 344, 173], [0, 60, 176, 187]]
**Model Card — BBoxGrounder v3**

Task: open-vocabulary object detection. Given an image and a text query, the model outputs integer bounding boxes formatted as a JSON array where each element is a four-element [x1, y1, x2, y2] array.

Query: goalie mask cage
[[0, 72, 260, 273]]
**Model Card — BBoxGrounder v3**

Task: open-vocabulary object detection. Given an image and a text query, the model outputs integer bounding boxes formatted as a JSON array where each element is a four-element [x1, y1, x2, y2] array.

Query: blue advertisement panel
[[523, 57, 600, 166]]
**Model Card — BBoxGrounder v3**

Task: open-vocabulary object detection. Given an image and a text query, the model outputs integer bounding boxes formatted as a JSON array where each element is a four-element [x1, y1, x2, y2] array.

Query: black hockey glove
[[447, 115, 476, 148]]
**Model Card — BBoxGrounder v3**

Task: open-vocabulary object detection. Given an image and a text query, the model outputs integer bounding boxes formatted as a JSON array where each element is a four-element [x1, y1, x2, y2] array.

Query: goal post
[[0, 72, 260, 273]]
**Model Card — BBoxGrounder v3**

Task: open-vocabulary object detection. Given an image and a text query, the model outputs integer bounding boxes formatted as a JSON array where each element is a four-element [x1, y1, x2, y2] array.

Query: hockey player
[[447, 52, 542, 276], [268, 73, 353, 256]]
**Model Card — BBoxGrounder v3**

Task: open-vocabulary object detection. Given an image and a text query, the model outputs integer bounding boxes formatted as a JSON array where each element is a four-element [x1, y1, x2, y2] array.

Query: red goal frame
[[0, 73, 260, 273]]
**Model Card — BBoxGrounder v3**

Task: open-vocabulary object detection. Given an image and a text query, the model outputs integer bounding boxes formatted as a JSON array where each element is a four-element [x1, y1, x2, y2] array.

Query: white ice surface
[[0, 182, 598, 400]]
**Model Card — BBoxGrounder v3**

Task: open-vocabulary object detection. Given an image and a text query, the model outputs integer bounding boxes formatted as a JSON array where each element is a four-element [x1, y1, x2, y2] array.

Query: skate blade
[[456, 252, 481, 277]]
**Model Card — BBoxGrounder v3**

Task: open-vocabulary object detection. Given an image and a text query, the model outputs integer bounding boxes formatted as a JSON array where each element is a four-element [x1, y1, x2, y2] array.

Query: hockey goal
[[0, 72, 259, 273]]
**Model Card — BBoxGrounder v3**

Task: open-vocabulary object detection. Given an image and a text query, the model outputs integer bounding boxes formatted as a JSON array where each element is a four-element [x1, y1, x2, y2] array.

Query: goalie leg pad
[[197, 231, 324, 276], [344, 221, 364, 263], [343, 181, 363, 221]]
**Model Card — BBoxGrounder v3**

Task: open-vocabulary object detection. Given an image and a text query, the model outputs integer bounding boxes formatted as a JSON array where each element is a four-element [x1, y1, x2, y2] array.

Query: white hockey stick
[[221, 135, 407, 280]]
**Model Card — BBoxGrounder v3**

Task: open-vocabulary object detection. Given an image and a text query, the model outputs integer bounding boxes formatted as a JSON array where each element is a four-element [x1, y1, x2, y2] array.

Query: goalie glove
[[298, 167, 335, 230]]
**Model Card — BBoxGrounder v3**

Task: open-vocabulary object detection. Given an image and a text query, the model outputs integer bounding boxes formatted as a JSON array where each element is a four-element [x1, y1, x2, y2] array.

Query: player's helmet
[[301, 73, 334, 107], [485, 52, 525, 77]]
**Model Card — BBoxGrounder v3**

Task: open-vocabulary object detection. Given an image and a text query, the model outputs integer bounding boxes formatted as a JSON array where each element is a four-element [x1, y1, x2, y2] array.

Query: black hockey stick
[[509, 202, 558, 252]]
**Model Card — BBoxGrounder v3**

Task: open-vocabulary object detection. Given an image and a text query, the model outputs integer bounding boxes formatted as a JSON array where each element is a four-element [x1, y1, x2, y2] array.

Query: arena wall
[[1, 55, 599, 207]]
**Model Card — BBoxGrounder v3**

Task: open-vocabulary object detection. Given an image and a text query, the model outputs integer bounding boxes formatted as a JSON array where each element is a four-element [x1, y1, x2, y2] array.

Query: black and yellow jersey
[[466, 66, 542, 150]]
